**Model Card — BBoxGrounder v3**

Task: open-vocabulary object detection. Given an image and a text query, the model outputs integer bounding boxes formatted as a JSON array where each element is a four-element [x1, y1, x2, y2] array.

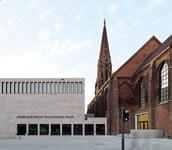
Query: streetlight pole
[[121, 107, 124, 150]]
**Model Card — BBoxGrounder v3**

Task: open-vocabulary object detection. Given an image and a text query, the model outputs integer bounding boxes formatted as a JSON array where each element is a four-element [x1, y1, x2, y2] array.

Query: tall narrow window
[[30, 82, 34, 94], [38, 82, 42, 94], [67, 82, 70, 94], [10, 82, 13, 94], [22, 82, 26, 94], [46, 82, 50, 94], [14, 82, 17, 94], [79, 82, 82, 94], [58, 82, 61, 94], [71, 82, 74, 94], [50, 82, 54, 94], [42, 82, 46, 94], [34, 82, 38, 94], [160, 63, 168, 101], [26, 82, 29, 94], [105, 69, 108, 81], [140, 78, 145, 107], [75, 82, 78, 94], [63, 82, 66, 94], [54, 82, 58, 94], [101, 71, 104, 85], [18, 82, 22, 94], [2, 82, 5, 94], [6, 82, 9, 94]]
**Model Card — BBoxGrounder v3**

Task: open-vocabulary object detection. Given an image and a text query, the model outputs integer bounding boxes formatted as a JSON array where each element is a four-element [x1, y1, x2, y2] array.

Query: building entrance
[[137, 113, 148, 129]]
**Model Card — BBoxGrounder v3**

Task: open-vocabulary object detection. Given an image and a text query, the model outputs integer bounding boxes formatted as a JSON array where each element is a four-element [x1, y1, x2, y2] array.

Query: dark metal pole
[[121, 107, 124, 150]]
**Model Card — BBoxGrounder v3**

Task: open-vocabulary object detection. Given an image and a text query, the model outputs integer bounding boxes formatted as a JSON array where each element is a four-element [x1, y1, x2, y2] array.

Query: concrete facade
[[0, 78, 107, 136]]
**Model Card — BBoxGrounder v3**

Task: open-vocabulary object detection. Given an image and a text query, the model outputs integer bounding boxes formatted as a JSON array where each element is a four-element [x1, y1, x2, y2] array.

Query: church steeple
[[95, 19, 112, 94]]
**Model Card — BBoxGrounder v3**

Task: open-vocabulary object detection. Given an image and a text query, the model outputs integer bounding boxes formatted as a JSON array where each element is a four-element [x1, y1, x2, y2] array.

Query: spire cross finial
[[104, 18, 106, 25]]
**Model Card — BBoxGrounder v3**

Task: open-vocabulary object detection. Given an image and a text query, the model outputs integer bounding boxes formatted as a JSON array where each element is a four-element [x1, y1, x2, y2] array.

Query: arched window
[[140, 78, 145, 107], [101, 71, 103, 85], [160, 63, 168, 101], [105, 69, 108, 81]]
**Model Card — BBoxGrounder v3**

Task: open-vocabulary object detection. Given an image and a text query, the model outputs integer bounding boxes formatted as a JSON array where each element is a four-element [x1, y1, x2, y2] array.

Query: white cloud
[[47, 39, 91, 57], [143, 0, 166, 14], [38, 29, 51, 40], [54, 23, 62, 32], [39, 9, 52, 21], [75, 14, 80, 21], [0, 27, 5, 34], [8, 20, 14, 25], [109, 3, 118, 14]]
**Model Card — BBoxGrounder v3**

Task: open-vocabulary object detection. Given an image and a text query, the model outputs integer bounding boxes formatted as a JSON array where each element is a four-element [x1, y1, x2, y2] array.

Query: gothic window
[[160, 63, 168, 101], [105, 69, 108, 81], [101, 71, 103, 85], [140, 78, 145, 107]]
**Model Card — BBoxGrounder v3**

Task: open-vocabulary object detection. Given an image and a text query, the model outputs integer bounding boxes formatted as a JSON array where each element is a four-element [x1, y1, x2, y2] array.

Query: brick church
[[87, 20, 172, 137]]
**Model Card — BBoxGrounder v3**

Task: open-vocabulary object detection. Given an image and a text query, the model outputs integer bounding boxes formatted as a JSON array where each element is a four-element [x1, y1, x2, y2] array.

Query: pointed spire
[[104, 18, 106, 25], [98, 19, 111, 64], [95, 19, 112, 94]]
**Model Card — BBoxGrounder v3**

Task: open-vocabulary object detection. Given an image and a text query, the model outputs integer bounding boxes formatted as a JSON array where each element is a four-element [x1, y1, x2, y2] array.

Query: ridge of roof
[[134, 34, 172, 75], [112, 35, 161, 77]]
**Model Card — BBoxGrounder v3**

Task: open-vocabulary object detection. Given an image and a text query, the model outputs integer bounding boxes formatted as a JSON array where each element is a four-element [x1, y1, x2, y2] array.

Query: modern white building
[[0, 78, 107, 136]]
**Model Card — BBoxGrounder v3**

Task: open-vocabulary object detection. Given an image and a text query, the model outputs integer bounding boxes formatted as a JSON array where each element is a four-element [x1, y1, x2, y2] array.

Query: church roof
[[135, 34, 172, 74], [112, 36, 161, 77]]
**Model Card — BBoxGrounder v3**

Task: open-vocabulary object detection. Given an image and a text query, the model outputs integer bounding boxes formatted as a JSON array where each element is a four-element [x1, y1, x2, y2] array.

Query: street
[[0, 136, 172, 150]]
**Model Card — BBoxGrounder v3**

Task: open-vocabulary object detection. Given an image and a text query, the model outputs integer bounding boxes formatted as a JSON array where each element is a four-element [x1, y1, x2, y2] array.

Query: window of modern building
[[38, 82, 42, 94], [58, 82, 61, 94], [29, 124, 38, 135], [79, 82, 82, 94], [62, 124, 71, 135], [67, 82, 70, 94], [10, 82, 13, 94], [96, 124, 105, 135], [140, 78, 145, 107], [46, 82, 50, 94], [30, 82, 34, 94], [34, 82, 38, 94], [2, 82, 5, 94], [51, 124, 60, 135], [71, 82, 74, 94], [22, 82, 26, 94], [85, 124, 94, 135], [26, 82, 29, 94], [42, 82, 46, 94], [18, 82, 22, 94], [63, 82, 66, 94], [75, 82, 78, 94], [14, 82, 17, 94], [160, 63, 168, 101], [74, 124, 82, 135], [17, 124, 26, 135], [54, 82, 58, 94], [40, 124, 49, 135], [50, 82, 54, 94], [6, 82, 9, 94]]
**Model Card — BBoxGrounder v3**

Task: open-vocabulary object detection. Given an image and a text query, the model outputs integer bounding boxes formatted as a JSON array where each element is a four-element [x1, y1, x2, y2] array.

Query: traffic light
[[123, 109, 129, 122]]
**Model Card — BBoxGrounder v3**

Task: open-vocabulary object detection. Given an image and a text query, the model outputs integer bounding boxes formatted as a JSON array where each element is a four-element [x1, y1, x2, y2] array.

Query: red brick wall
[[156, 103, 169, 136], [119, 82, 134, 104]]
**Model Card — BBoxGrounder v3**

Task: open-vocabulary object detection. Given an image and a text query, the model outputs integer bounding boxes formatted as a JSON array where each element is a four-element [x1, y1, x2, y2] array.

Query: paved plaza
[[0, 136, 172, 150]]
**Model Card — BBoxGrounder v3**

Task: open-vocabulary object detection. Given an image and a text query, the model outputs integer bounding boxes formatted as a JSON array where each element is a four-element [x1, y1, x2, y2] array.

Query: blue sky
[[0, 0, 172, 112]]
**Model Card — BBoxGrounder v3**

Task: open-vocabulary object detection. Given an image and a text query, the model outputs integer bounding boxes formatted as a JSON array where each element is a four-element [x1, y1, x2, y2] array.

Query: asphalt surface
[[0, 136, 172, 150]]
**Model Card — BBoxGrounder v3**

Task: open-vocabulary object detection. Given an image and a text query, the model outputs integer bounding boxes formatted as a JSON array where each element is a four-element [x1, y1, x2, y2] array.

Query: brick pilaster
[[148, 62, 156, 129]]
